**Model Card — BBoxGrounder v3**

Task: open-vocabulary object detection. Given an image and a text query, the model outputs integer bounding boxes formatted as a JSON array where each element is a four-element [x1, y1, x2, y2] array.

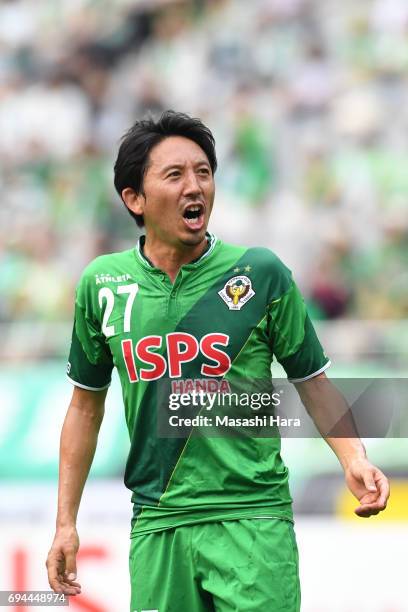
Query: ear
[[121, 187, 145, 216]]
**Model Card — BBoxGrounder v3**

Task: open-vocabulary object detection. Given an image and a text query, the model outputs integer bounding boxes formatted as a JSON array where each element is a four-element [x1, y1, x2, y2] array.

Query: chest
[[97, 271, 270, 380]]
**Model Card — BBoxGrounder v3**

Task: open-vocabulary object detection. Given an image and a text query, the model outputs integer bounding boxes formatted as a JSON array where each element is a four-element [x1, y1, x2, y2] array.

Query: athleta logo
[[122, 332, 231, 382], [218, 275, 255, 311], [95, 273, 132, 285]]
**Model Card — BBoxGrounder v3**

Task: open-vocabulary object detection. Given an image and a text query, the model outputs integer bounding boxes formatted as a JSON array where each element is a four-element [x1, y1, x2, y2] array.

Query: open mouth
[[183, 204, 204, 228]]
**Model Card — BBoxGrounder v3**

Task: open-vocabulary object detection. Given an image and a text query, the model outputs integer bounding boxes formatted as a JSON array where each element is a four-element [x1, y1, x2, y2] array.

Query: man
[[47, 111, 389, 611]]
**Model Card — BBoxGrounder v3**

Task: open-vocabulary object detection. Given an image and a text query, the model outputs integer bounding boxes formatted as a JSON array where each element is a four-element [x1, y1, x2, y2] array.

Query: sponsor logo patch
[[218, 275, 255, 311]]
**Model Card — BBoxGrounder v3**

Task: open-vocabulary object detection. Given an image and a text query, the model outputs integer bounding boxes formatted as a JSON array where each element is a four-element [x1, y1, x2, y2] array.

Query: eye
[[198, 167, 210, 176], [167, 170, 181, 179]]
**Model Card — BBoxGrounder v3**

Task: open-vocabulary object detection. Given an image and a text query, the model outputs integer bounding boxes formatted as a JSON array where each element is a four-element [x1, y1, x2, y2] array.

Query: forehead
[[147, 136, 209, 170]]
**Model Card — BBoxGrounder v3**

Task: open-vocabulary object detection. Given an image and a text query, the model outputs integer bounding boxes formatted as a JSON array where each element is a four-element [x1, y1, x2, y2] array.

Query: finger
[[362, 469, 377, 493], [358, 491, 379, 505], [63, 548, 77, 582], [48, 577, 63, 594], [57, 576, 81, 596], [59, 583, 81, 596], [354, 506, 379, 518], [357, 499, 383, 510], [355, 506, 380, 518], [61, 585, 81, 595], [47, 558, 64, 593], [363, 478, 389, 510], [355, 499, 385, 516], [376, 475, 390, 507], [59, 575, 81, 588]]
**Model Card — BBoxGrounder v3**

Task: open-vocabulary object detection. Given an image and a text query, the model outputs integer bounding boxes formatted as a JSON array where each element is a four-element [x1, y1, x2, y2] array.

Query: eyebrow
[[160, 160, 211, 174]]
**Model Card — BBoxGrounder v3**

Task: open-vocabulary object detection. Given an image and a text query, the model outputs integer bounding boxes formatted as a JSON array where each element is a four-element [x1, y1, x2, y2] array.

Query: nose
[[183, 170, 201, 196]]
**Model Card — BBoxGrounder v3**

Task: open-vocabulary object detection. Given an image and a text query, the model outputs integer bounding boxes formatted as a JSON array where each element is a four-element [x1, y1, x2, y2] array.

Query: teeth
[[186, 205, 201, 212]]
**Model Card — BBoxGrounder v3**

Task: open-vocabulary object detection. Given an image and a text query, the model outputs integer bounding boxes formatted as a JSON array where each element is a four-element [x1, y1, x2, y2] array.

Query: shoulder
[[218, 241, 293, 296], [78, 248, 135, 285], [245, 246, 291, 274], [75, 249, 136, 305], [246, 247, 293, 299], [217, 239, 287, 268]]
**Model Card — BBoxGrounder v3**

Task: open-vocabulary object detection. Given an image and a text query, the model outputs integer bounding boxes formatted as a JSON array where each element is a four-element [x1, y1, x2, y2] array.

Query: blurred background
[[0, 0, 407, 610]]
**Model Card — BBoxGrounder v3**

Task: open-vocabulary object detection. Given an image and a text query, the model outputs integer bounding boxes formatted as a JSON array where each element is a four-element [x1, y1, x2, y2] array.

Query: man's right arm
[[46, 386, 107, 595]]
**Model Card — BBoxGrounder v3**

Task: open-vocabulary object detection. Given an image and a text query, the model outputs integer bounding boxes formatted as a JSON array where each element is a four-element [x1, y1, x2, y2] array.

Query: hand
[[344, 458, 390, 518], [46, 526, 81, 595]]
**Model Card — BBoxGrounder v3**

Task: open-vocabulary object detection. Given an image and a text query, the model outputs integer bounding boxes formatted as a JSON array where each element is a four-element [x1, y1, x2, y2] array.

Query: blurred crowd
[[1, 0, 408, 332]]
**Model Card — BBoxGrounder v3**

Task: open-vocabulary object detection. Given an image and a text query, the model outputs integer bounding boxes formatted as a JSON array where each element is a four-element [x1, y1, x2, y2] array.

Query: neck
[[143, 235, 208, 283]]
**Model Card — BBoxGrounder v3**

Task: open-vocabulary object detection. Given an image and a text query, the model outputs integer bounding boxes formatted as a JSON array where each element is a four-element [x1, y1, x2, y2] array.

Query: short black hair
[[114, 110, 217, 227]]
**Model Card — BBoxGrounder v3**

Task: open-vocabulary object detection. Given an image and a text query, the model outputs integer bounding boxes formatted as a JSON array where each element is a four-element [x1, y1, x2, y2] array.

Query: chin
[[179, 231, 206, 247]]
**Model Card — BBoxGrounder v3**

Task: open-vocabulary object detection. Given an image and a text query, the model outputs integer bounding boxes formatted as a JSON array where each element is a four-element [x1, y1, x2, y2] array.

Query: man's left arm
[[295, 373, 390, 517]]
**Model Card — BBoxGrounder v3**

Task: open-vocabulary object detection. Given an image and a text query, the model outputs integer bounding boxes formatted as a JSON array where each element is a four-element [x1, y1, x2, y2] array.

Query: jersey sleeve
[[67, 271, 114, 391], [267, 267, 331, 382]]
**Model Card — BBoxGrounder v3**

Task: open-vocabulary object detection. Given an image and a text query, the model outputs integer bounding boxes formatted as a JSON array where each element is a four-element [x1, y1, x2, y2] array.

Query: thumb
[[363, 470, 377, 492], [64, 549, 77, 581]]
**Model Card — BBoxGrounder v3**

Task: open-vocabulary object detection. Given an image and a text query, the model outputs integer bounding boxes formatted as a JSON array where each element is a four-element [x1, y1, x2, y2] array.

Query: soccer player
[[46, 111, 389, 611]]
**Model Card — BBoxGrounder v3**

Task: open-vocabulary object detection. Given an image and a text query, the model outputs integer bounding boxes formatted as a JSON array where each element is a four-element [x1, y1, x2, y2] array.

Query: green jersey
[[67, 233, 330, 535]]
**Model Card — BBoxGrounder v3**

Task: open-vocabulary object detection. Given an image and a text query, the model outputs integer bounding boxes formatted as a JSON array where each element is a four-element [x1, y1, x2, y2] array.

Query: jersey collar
[[135, 232, 218, 272]]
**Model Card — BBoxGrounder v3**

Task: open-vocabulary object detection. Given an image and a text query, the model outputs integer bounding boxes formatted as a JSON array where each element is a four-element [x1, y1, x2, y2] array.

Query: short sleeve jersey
[[68, 234, 330, 535]]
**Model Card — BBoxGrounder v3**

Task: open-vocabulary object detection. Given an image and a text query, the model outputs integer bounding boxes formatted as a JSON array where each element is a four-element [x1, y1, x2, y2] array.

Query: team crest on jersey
[[218, 275, 255, 311]]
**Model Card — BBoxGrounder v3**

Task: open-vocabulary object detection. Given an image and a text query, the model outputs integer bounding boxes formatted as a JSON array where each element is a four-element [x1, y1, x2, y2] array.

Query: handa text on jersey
[[170, 378, 231, 395], [121, 332, 231, 382]]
